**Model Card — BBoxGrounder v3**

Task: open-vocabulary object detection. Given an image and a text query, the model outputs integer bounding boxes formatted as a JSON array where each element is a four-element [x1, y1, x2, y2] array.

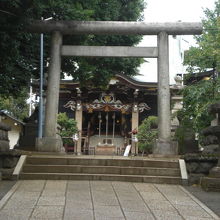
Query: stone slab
[[0, 208, 33, 220], [124, 211, 155, 220], [152, 210, 183, 220], [94, 205, 124, 218], [120, 200, 150, 212], [63, 209, 94, 220], [18, 180, 45, 192], [41, 190, 66, 197], [31, 205, 64, 219], [37, 196, 66, 206], [147, 200, 178, 212], [65, 201, 93, 211]]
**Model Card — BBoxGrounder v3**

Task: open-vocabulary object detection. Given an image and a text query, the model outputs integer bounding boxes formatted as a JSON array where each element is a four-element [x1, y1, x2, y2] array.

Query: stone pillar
[[153, 32, 177, 155], [131, 105, 139, 155], [36, 31, 63, 152]]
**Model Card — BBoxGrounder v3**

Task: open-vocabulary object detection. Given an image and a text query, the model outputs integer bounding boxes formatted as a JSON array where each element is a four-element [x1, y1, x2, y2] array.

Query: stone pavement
[[0, 180, 219, 220], [185, 185, 220, 217]]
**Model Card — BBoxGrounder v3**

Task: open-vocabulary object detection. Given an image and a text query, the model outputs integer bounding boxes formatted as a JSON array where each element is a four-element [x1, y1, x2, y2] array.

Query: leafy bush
[[175, 77, 220, 146], [137, 116, 158, 154], [57, 113, 78, 144]]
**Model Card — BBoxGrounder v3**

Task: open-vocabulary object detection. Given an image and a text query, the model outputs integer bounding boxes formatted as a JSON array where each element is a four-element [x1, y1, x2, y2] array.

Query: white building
[[136, 35, 189, 84], [0, 111, 24, 149]]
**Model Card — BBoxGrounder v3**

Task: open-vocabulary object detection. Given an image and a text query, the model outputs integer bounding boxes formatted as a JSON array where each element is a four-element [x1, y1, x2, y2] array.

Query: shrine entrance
[[89, 111, 124, 137], [78, 91, 134, 154]]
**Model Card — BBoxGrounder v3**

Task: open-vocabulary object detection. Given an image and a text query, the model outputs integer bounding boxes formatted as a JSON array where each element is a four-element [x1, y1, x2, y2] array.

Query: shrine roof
[[184, 70, 214, 85], [60, 74, 157, 91]]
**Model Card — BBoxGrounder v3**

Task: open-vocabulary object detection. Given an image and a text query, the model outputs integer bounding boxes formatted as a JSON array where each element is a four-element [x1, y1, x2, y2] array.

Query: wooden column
[[131, 89, 139, 155], [131, 107, 139, 155], [75, 106, 82, 155], [75, 89, 82, 155]]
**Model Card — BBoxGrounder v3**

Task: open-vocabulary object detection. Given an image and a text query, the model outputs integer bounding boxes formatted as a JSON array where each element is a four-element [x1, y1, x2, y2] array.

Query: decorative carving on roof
[[85, 92, 131, 113], [138, 103, 151, 112], [64, 100, 76, 111], [63, 92, 151, 113]]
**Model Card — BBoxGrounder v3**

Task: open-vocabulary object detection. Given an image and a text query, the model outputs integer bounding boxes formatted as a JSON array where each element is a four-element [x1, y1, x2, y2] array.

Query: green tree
[[0, 0, 146, 97], [178, 1, 220, 143], [137, 116, 158, 154], [184, 0, 220, 73], [175, 78, 220, 148], [0, 89, 29, 120]]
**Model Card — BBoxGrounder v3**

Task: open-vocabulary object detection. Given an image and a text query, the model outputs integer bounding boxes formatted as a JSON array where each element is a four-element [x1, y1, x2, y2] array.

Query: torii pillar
[[153, 32, 175, 155], [36, 31, 63, 152]]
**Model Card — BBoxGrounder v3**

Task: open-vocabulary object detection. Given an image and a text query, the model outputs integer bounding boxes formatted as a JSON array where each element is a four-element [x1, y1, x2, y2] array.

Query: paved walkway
[[0, 180, 219, 220], [185, 185, 220, 217]]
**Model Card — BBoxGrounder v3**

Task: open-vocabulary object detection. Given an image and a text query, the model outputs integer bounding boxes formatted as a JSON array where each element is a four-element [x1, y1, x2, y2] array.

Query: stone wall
[[184, 154, 218, 185], [0, 122, 21, 179], [0, 150, 21, 179], [0, 122, 11, 152]]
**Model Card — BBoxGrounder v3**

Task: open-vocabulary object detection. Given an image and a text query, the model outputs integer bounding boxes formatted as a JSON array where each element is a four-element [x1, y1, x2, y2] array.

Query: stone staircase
[[19, 155, 183, 184]]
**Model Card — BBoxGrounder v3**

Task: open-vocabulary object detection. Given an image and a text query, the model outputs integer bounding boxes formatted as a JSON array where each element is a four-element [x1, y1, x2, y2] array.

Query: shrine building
[[58, 74, 158, 155]]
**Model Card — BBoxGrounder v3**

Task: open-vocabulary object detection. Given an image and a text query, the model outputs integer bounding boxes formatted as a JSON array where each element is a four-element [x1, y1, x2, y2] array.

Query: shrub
[[57, 113, 78, 144], [137, 116, 158, 154]]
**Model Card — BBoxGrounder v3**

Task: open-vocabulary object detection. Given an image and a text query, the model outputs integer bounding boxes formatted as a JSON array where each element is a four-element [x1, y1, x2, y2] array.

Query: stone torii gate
[[31, 21, 203, 155]]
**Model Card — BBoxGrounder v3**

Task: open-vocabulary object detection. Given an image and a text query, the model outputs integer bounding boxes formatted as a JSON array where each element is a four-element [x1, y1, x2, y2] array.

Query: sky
[[136, 0, 216, 83], [144, 0, 215, 22]]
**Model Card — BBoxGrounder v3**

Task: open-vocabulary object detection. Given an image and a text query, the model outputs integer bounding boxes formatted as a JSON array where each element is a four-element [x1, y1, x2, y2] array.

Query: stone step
[[23, 165, 180, 177], [26, 156, 179, 168], [20, 172, 182, 184]]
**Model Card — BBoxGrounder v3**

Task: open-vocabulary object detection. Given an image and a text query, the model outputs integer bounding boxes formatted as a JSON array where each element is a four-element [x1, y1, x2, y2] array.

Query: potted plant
[[57, 113, 78, 152]]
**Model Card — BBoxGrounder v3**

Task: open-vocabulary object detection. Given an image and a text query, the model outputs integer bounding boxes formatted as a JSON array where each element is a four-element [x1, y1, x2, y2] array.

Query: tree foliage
[[0, 89, 29, 120], [179, 79, 220, 133], [0, 0, 146, 97], [179, 1, 220, 143], [184, 1, 220, 73]]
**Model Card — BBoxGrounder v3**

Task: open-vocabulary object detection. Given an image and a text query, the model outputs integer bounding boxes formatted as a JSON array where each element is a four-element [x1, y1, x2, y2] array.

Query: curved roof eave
[[115, 73, 157, 88], [60, 74, 157, 88]]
